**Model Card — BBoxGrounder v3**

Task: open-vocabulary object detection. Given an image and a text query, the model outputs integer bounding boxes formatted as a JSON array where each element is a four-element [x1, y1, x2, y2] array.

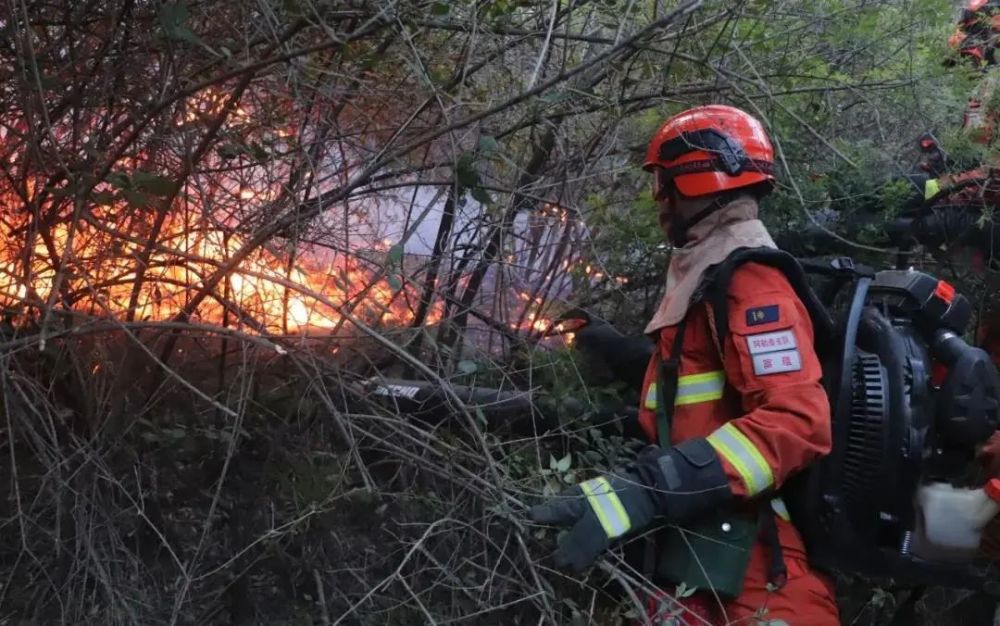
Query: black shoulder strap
[[701, 247, 836, 348], [654, 317, 688, 449]]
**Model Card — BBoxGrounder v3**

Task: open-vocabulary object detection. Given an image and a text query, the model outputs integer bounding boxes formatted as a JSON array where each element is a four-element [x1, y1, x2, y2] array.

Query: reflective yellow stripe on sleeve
[[706, 423, 775, 496], [644, 382, 658, 410], [676, 370, 725, 405], [580, 476, 632, 539], [644, 370, 725, 411]]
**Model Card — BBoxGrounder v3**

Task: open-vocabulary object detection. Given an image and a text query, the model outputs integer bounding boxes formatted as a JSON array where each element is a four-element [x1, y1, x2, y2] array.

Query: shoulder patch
[[746, 304, 779, 327], [752, 349, 802, 376], [746, 329, 801, 376], [746, 329, 797, 355]]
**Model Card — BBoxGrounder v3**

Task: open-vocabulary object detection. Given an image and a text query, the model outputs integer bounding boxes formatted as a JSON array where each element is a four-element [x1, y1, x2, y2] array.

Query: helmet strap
[[667, 193, 732, 247], [668, 189, 755, 247]]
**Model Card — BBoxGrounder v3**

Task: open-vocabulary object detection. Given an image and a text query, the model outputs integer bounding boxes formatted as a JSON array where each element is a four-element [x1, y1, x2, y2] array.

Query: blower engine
[[786, 261, 1000, 589]]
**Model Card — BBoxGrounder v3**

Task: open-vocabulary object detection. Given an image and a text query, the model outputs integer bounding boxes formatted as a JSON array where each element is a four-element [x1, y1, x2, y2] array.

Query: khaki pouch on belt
[[655, 510, 758, 600]]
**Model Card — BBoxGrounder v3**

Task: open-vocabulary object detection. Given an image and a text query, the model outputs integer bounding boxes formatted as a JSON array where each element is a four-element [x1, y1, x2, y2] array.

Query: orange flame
[[0, 195, 440, 334], [0, 85, 453, 335], [0, 87, 596, 345]]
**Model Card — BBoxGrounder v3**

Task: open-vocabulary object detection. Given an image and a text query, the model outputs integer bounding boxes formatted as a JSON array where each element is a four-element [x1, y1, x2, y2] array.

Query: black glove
[[528, 439, 733, 571], [529, 470, 655, 571]]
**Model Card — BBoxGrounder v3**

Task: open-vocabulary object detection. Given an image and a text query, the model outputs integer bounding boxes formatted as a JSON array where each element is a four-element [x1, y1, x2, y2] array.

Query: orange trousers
[[643, 543, 840, 625]]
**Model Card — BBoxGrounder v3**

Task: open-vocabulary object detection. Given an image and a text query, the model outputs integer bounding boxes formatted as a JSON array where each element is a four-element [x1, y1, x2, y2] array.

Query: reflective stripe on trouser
[[706, 422, 775, 496], [580, 476, 632, 539], [644, 370, 725, 410]]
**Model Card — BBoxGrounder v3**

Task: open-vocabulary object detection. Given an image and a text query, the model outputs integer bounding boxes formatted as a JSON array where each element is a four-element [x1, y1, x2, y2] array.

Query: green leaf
[[470, 186, 491, 205], [249, 142, 270, 162], [474, 406, 487, 428], [541, 90, 571, 105], [132, 171, 177, 197], [457, 360, 478, 374], [217, 143, 244, 159], [106, 171, 130, 189], [386, 244, 404, 269], [45, 185, 74, 199], [675, 581, 697, 598], [90, 191, 115, 205], [455, 153, 480, 188], [121, 189, 155, 209], [159, 3, 206, 47], [386, 274, 402, 291], [431, 2, 450, 15], [555, 453, 571, 472], [159, 2, 189, 28], [478, 135, 500, 155]]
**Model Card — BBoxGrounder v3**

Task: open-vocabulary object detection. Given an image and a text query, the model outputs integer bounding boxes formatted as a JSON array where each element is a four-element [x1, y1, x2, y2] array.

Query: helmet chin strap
[[667, 195, 729, 247]]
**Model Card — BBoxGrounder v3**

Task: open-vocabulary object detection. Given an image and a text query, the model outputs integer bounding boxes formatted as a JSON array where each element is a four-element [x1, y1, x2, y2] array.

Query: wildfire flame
[[0, 215, 436, 334], [0, 87, 610, 345], [0, 86, 449, 336]]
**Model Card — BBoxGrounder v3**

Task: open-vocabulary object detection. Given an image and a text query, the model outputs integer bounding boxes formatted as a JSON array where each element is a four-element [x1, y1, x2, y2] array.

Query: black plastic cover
[[932, 330, 1000, 447], [868, 269, 972, 333]]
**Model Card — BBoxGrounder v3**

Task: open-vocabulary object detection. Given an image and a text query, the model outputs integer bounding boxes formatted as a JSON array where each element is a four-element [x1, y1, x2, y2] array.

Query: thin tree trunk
[[439, 122, 560, 358]]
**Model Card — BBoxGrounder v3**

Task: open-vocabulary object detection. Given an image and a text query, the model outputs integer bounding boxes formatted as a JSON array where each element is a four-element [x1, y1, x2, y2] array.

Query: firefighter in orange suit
[[529, 105, 840, 625]]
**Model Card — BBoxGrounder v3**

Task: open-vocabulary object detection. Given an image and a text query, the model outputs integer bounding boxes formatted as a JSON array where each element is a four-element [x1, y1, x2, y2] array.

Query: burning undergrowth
[[0, 3, 648, 623], [0, 167, 614, 624]]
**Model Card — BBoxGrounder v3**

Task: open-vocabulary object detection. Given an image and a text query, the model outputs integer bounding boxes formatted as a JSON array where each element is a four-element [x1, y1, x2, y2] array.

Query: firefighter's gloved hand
[[529, 439, 733, 571], [528, 470, 655, 571]]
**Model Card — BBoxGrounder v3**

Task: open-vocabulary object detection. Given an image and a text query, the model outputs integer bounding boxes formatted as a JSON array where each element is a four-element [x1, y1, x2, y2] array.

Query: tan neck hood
[[644, 194, 776, 335]]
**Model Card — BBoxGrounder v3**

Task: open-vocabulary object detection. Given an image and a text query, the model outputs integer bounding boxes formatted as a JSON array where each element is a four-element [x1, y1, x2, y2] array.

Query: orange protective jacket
[[637, 261, 833, 559]]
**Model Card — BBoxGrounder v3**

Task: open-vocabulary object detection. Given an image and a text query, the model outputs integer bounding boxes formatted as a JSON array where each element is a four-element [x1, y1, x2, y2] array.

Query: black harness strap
[[644, 318, 689, 581], [655, 317, 689, 449], [759, 506, 788, 588], [704, 247, 835, 347]]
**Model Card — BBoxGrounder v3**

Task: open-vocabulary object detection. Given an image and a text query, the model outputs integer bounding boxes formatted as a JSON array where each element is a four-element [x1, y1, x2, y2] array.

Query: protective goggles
[[650, 167, 676, 202]]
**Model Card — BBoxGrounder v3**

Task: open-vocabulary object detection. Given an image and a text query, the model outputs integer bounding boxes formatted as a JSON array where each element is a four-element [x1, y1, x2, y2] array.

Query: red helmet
[[643, 104, 775, 199]]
